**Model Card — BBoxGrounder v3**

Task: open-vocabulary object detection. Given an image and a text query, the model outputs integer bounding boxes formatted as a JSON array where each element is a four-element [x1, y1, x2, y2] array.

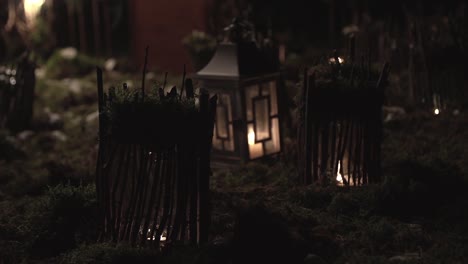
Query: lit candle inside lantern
[[329, 57, 344, 64], [336, 160, 343, 185], [248, 129, 255, 145], [146, 228, 167, 241], [336, 159, 356, 186], [248, 127, 263, 159], [23, 0, 45, 26]]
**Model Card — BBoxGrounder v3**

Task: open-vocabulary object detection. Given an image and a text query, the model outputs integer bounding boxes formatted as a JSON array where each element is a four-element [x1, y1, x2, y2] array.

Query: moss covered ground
[[1, 62, 468, 263]]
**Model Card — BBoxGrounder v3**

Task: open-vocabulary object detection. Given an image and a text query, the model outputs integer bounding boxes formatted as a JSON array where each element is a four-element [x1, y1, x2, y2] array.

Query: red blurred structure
[[128, 0, 211, 73]]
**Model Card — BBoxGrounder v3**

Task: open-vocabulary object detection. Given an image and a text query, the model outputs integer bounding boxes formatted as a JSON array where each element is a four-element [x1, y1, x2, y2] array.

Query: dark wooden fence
[[51, 0, 122, 56], [0, 53, 35, 132], [95, 68, 217, 247], [343, 11, 468, 110], [297, 62, 390, 186]]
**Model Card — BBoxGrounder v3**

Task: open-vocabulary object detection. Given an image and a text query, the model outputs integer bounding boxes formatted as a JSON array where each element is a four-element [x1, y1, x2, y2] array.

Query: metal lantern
[[195, 18, 282, 163]]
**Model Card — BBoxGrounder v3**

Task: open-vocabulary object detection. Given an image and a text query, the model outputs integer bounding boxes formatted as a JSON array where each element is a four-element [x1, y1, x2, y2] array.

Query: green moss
[[61, 243, 161, 264], [44, 49, 103, 79], [0, 130, 25, 161]]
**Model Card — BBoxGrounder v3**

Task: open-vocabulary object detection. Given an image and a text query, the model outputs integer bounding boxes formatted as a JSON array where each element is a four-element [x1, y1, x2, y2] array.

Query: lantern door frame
[[239, 73, 282, 161]]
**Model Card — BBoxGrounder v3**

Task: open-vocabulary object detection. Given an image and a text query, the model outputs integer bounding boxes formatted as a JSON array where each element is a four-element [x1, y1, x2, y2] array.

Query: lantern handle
[[223, 17, 254, 43]]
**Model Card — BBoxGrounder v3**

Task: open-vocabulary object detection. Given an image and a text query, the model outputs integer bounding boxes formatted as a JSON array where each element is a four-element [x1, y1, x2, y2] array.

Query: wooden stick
[[66, 2, 77, 48], [116, 145, 133, 241], [163, 72, 168, 90], [77, 1, 88, 52], [140, 152, 158, 245], [338, 119, 350, 186], [141, 46, 149, 100], [149, 151, 167, 248], [129, 146, 151, 245], [312, 116, 320, 182], [320, 119, 329, 184], [330, 120, 337, 180], [186, 79, 195, 99], [299, 67, 308, 184], [102, 0, 113, 56], [198, 91, 210, 243], [109, 144, 126, 241], [346, 119, 354, 186], [134, 148, 153, 245], [304, 73, 314, 185], [122, 145, 141, 241], [91, 0, 101, 55], [179, 64, 186, 100]]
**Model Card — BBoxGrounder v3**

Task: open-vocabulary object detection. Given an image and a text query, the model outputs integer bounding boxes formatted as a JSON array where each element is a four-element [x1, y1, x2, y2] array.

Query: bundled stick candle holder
[[95, 67, 217, 247], [0, 53, 35, 132], [297, 57, 390, 186]]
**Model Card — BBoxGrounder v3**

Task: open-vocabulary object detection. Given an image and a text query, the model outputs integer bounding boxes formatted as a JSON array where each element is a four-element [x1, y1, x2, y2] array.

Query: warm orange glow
[[24, 0, 45, 26], [146, 229, 167, 241], [248, 128, 255, 145], [329, 57, 344, 64], [336, 160, 343, 185]]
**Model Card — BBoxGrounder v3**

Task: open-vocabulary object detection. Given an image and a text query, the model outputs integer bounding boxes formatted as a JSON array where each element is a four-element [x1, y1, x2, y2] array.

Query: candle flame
[[146, 228, 167, 241], [248, 129, 255, 145], [434, 108, 440, 115], [24, 0, 45, 26], [336, 160, 343, 184], [329, 57, 344, 64]]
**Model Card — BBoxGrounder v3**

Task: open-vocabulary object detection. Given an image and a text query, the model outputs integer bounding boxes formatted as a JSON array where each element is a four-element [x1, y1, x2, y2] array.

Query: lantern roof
[[196, 17, 276, 81]]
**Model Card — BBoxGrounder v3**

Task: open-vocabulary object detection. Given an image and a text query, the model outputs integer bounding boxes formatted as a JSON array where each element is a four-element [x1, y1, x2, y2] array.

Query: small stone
[[104, 58, 117, 71], [69, 79, 82, 94], [383, 106, 406, 122], [384, 113, 394, 122], [71, 116, 83, 126], [17, 130, 35, 141], [86, 111, 99, 124], [35, 68, 46, 78], [50, 130, 67, 142], [383, 106, 406, 115], [304, 253, 328, 264], [48, 112, 62, 125], [145, 72, 156, 80], [389, 252, 420, 262], [59, 47, 78, 60]]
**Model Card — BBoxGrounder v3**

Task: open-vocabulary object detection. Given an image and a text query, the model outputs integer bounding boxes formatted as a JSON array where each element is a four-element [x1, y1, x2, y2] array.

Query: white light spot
[[248, 129, 255, 145], [336, 160, 343, 184], [24, 0, 45, 26]]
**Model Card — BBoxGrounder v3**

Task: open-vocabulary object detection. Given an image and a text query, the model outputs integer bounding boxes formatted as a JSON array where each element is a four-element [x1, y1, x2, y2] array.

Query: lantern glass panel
[[216, 104, 229, 138], [253, 96, 270, 142], [268, 81, 278, 115], [264, 117, 280, 154], [245, 80, 281, 159], [226, 123, 234, 151], [248, 123, 264, 159], [213, 93, 235, 152], [245, 84, 260, 120], [212, 127, 223, 150]]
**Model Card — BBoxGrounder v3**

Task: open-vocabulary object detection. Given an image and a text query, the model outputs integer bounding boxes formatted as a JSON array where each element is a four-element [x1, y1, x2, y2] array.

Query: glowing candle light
[[336, 160, 343, 185], [23, 0, 45, 26], [248, 128, 255, 145]]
